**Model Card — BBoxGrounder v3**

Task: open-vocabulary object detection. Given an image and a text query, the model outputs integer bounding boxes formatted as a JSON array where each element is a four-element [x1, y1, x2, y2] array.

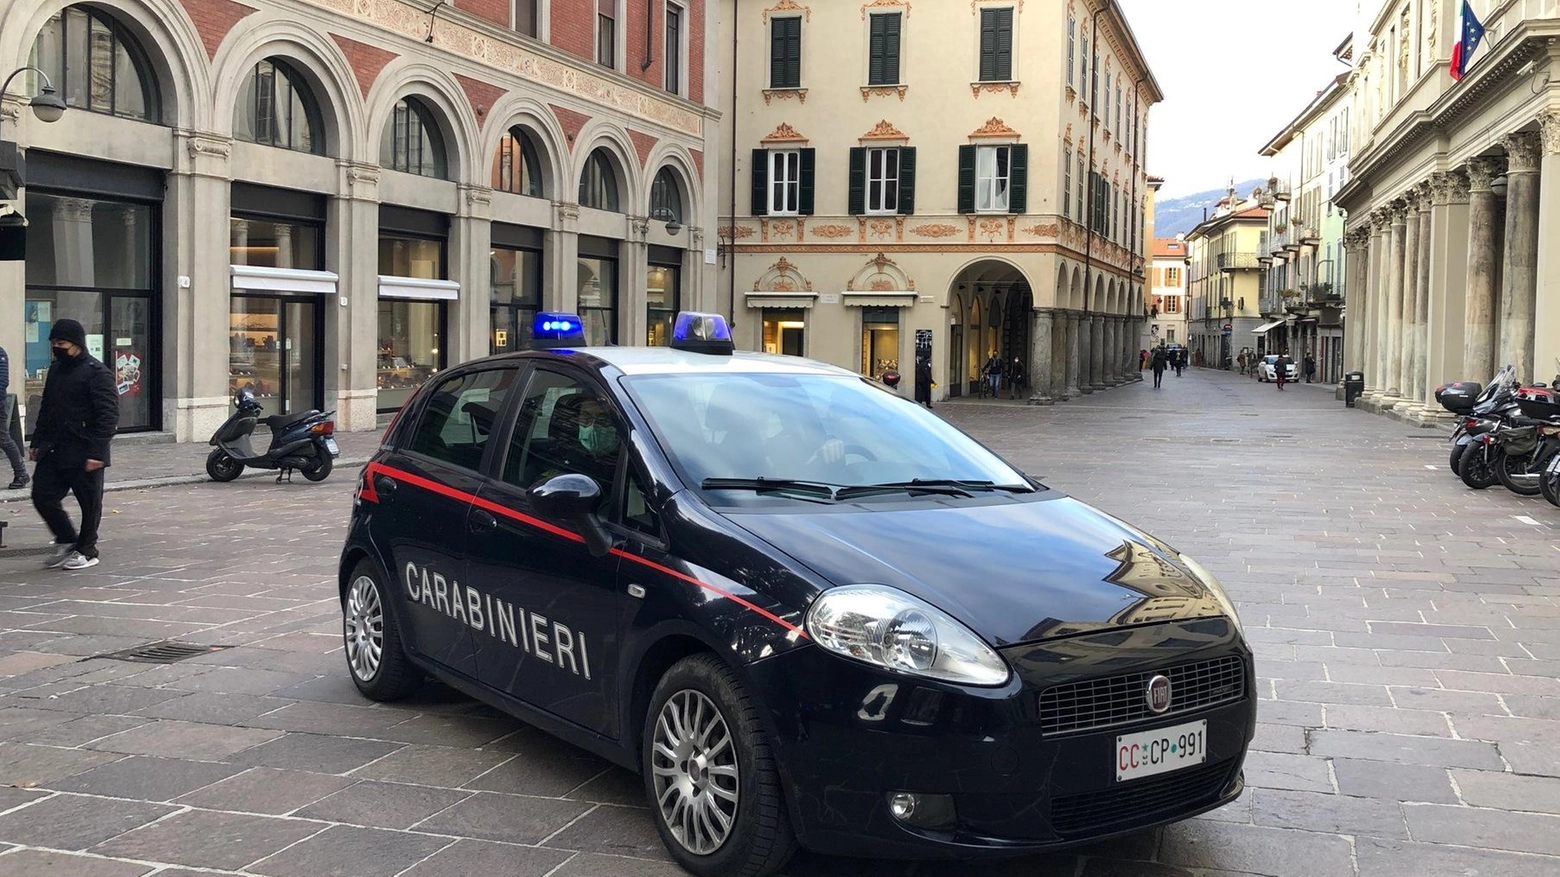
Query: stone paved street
[[0, 367, 1556, 877]]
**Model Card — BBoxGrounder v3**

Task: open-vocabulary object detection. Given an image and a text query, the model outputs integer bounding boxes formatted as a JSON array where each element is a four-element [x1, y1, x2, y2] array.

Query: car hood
[[727, 493, 1227, 648]]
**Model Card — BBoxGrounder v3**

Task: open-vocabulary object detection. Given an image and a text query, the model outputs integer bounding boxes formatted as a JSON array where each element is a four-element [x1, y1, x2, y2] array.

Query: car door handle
[[469, 509, 498, 536]]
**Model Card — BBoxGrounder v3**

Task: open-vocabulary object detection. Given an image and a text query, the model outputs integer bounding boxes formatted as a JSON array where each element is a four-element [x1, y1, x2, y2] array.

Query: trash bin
[[1344, 372, 1364, 408]]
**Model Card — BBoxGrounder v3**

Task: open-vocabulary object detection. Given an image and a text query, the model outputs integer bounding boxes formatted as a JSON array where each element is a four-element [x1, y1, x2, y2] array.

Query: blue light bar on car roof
[[533, 312, 586, 348], [670, 312, 734, 355]]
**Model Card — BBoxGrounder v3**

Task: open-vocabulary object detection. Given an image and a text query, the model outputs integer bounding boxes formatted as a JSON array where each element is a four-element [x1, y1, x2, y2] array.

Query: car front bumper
[[748, 617, 1255, 859]]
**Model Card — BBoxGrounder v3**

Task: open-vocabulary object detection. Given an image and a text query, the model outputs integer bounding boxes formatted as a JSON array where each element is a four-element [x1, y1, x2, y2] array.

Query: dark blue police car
[[338, 312, 1255, 876]]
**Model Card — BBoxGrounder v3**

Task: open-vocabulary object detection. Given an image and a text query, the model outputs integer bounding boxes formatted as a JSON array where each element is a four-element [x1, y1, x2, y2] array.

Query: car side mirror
[[528, 473, 615, 558]]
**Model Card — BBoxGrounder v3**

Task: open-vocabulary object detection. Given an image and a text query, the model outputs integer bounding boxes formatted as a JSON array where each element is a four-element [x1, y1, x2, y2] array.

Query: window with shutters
[[1062, 145, 1072, 219], [866, 148, 899, 213], [976, 146, 1010, 212], [977, 7, 1013, 82], [665, 4, 683, 93], [1081, 36, 1089, 101], [1076, 153, 1085, 224], [1115, 85, 1122, 137], [1067, 14, 1075, 88], [1103, 70, 1111, 125], [770, 17, 802, 88], [868, 12, 902, 86], [769, 150, 801, 215], [596, 0, 616, 68]]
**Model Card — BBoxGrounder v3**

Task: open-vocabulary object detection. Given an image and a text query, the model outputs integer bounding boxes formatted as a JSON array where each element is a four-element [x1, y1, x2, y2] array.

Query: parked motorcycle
[[1457, 365, 1560, 494], [206, 389, 339, 483], [1438, 366, 1517, 477]]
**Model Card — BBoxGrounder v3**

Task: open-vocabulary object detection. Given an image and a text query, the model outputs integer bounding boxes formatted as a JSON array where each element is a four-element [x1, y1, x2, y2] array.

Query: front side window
[[868, 12, 901, 86], [504, 370, 621, 490], [977, 145, 1010, 212], [769, 150, 800, 215], [235, 58, 323, 154], [770, 16, 802, 88], [381, 98, 448, 179], [867, 147, 899, 214], [407, 368, 518, 472], [493, 127, 543, 197], [29, 5, 160, 122], [978, 7, 1013, 82], [580, 150, 620, 211], [665, 4, 683, 93]]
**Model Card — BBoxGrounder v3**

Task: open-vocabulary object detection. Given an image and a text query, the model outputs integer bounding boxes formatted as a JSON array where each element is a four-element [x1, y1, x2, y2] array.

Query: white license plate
[[324, 438, 340, 455], [1116, 720, 1207, 782]]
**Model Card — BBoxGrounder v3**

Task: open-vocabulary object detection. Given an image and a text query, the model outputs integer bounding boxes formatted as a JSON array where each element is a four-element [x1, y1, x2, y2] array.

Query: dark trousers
[[32, 457, 105, 558], [0, 400, 24, 478], [1152, 369, 1164, 388]]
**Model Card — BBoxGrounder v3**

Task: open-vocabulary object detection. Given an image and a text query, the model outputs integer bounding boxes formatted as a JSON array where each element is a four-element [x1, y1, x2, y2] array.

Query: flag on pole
[[1449, 1, 1486, 81]]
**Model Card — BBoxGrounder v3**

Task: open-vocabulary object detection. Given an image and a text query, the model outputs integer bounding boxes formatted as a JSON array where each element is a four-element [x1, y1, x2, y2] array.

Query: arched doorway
[[947, 260, 1034, 399]]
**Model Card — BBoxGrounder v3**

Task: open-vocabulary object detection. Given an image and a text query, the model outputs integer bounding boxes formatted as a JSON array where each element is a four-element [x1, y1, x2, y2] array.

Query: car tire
[[206, 449, 243, 482], [342, 561, 420, 701], [302, 453, 333, 482], [643, 654, 796, 877]]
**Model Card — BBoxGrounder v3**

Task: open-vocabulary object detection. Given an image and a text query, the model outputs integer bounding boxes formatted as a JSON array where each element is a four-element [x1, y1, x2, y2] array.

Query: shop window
[[861, 307, 900, 380], [580, 150, 620, 212], [379, 235, 443, 279], [578, 255, 618, 346], [493, 127, 544, 197], [378, 300, 445, 413], [646, 262, 679, 346], [234, 58, 323, 154], [229, 217, 322, 270], [29, 5, 159, 122], [381, 97, 448, 179], [762, 310, 806, 356], [650, 167, 683, 224], [491, 246, 542, 353]]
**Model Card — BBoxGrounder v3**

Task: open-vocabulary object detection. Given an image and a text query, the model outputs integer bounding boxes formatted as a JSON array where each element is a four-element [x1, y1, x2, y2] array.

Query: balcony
[[1268, 230, 1292, 255], [1267, 177, 1292, 202], [1299, 226, 1322, 247], [1217, 252, 1262, 271]]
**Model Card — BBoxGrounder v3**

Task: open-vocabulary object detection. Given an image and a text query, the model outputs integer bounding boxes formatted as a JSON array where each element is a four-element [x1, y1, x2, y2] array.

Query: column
[[1085, 315, 1101, 389], [1395, 188, 1422, 411], [550, 202, 582, 312], [1341, 227, 1366, 379], [1050, 308, 1068, 400], [1426, 169, 1470, 392], [1411, 186, 1432, 402], [1463, 156, 1503, 381], [166, 132, 235, 441], [450, 184, 494, 367], [625, 216, 651, 349], [1102, 317, 1117, 385], [1064, 311, 1082, 398], [1498, 131, 1541, 382], [1383, 201, 1407, 399], [327, 162, 384, 432], [1533, 111, 1560, 385], [1363, 211, 1389, 397], [1028, 308, 1054, 405]]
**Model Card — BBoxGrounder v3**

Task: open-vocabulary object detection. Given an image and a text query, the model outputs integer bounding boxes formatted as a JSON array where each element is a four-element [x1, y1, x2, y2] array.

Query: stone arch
[[1070, 265, 1083, 310], [5, 0, 212, 129], [210, 15, 364, 160], [1093, 273, 1106, 311], [366, 61, 477, 182], [847, 253, 914, 292], [753, 256, 812, 293], [480, 96, 569, 200], [642, 143, 701, 223], [1055, 263, 1069, 311], [572, 121, 642, 215]]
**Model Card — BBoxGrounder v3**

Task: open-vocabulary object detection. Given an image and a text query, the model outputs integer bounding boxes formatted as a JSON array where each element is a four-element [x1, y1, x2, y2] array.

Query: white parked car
[[1257, 355, 1299, 382]]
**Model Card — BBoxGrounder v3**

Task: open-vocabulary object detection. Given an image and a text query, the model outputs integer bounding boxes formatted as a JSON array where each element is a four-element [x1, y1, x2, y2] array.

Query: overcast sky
[[1117, 0, 1359, 199]]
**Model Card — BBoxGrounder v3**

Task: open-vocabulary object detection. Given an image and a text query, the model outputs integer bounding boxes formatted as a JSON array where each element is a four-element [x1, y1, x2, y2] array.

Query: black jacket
[[30, 352, 119, 468]]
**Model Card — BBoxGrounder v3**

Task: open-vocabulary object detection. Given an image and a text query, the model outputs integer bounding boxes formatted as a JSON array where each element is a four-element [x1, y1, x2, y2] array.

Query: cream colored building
[[1186, 193, 1270, 368], [716, 0, 1161, 402], [1149, 235, 1188, 349], [1336, 0, 1560, 422]]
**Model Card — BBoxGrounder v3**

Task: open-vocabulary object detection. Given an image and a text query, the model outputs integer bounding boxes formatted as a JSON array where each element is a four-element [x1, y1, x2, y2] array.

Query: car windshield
[[623, 372, 1032, 494]]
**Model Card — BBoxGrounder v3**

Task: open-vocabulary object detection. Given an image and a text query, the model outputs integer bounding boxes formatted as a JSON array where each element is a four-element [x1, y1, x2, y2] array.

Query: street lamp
[[651, 207, 682, 236], [0, 66, 67, 141]]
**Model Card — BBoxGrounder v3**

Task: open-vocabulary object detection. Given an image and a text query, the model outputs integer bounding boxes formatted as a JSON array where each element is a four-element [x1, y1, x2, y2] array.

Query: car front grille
[[1037, 654, 1246, 736], [1050, 758, 1237, 837]]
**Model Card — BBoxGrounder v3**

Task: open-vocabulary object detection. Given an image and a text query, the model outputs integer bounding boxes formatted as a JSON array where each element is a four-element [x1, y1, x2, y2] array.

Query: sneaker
[[6, 474, 27, 490], [59, 551, 99, 571], [42, 543, 75, 569]]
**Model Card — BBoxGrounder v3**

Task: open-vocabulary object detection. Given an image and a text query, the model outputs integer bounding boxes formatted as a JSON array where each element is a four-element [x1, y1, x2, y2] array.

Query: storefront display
[[491, 224, 543, 354], [377, 300, 443, 412], [646, 248, 680, 346], [578, 246, 618, 347], [378, 208, 451, 412], [762, 310, 806, 356], [861, 307, 900, 379]]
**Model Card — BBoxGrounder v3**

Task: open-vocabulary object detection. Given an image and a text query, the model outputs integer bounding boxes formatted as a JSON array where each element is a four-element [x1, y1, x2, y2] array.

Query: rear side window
[[406, 368, 518, 471]]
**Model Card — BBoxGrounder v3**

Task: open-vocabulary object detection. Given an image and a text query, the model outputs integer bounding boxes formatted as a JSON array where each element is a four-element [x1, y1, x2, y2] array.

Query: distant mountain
[[1153, 178, 1266, 239]]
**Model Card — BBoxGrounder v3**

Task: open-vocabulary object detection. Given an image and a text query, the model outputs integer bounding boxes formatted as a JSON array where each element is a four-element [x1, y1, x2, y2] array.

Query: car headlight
[[1177, 553, 1245, 636], [806, 585, 1010, 686]]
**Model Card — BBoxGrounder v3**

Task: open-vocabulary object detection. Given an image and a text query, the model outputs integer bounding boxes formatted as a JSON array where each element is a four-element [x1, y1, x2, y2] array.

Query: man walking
[[1303, 352, 1317, 384], [1150, 345, 1168, 389], [1274, 350, 1290, 391], [0, 344, 28, 490], [29, 319, 119, 570]]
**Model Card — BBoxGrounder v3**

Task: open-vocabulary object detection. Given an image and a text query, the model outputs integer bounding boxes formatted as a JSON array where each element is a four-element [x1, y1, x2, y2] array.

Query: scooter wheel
[[302, 453, 333, 483], [206, 449, 244, 482]]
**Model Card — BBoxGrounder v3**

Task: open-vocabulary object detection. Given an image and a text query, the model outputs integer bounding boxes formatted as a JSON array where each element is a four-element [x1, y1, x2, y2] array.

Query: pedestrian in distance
[[1304, 352, 1317, 384], [983, 352, 1004, 399], [29, 319, 119, 571], [1139, 349, 1148, 371], [914, 356, 934, 410], [1274, 350, 1290, 391], [1005, 356, 1025, 400], [0, 343, 29, 490], [1150, 345, 1168, 389], [1175, 347, 1186, 377], [1236, 350, 1248, 376]]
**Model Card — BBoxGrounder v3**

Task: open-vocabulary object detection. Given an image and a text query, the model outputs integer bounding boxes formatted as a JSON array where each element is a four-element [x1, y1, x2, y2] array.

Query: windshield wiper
[[701, 477, 841, 501], [834, 479, 1034, 500]]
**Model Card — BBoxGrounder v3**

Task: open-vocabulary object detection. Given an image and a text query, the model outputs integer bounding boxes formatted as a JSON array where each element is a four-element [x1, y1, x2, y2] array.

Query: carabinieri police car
[[338, 311, 1255, 877]]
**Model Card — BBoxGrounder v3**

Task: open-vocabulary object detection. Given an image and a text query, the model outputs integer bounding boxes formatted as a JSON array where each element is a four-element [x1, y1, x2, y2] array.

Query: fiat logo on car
[[1146, 675, 1172, 714]]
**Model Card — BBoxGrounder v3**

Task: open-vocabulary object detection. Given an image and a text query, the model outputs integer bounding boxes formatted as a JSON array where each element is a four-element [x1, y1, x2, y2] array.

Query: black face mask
[[52, 345, 74, 362]]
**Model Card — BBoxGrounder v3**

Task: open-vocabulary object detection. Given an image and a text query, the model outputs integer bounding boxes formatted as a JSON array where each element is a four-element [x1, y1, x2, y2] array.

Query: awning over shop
[[745, 293, 817, 309], [230, 265, 339, 295], [1252, 319, 1287, 335], [841, 291, 916, 308], [378, 275, 460, 300]]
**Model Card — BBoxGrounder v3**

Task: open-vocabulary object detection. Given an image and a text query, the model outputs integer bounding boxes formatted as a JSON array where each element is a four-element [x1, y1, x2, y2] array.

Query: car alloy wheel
[[344, 574, 384, 682], [652, 689, 741, 855]]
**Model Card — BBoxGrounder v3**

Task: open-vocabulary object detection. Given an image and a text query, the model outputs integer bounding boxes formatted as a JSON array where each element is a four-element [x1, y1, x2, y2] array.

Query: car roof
[[480, 347, 863, 378]]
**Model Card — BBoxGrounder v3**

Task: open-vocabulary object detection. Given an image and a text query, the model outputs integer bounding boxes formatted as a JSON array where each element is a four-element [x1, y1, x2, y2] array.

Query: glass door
[[107, 295, 153, 430], [284, 299, 321, 414], [229, 295, 321, 416]]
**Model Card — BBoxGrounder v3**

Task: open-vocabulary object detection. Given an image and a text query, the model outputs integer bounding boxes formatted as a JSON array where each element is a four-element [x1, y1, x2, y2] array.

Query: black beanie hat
[[48, 318, 87, 349]]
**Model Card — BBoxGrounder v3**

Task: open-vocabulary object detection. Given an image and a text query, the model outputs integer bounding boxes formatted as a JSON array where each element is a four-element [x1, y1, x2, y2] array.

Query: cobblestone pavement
[[0, 367, 1555, 876]]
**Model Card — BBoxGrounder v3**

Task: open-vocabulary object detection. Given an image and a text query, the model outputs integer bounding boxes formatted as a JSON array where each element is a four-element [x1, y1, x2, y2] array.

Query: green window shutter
[[848, 147, 866, 215], [978, 11, 997, 82], [798, 148, 816, 215], [771, 18, 801, 88], [868, 15, 886, 85], [1007, 144, 1028, 214], [896, 147, 916, 215], [786, 20, 802, 87], [751, 149, 768, 216], [994, 8, 1013, 80], [883, 14, 901, 85], [957, 145, 976, 214]]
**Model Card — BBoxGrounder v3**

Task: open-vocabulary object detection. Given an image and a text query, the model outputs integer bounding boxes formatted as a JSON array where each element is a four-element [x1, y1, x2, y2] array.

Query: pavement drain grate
[[100, 641, 231, 663]]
